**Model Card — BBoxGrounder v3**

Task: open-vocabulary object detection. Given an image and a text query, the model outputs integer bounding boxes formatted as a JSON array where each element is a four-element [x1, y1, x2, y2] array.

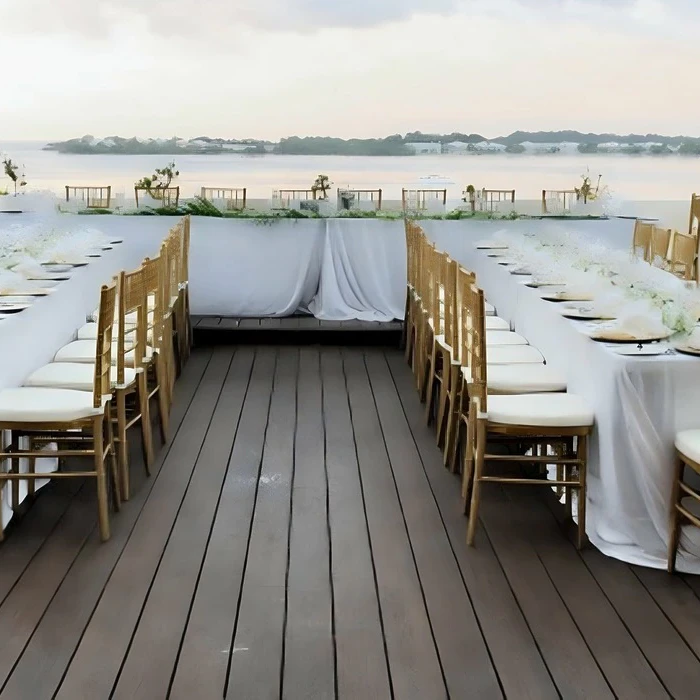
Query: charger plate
[[590, 329, 672, 343], [561, 306, 616, 320], [541, 291, 595, 303], [477, 243, 508, 250], [675, 344, 700, 357]]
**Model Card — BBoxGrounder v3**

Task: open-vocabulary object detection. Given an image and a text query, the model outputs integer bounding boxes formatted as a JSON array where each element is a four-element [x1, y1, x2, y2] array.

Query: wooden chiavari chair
[[650, 225, 672, 266], [668, 430, 700, 571], [688, 193, 700, 235], [26, 268, 155, 501], [0, 282, 120, 541], [669, 231, 697, 281], [632, 220, 654, 260], [460, 281, 593, 548], [402, 219, 421, 364]]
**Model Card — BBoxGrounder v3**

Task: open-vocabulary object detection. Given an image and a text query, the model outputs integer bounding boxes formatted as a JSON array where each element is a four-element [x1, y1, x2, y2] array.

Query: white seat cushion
[[0, 387, 107, 422], [486, 364, 567, 394], [486, 345, 544, 364], [486, 331, 528, 346], [54, 340, 153, 367], [24, 362, 137, 392], [676, 430, 700, 465], [485, 302, 495, 316], [485, 316, 509, 331], [487, 393, 594, 427]]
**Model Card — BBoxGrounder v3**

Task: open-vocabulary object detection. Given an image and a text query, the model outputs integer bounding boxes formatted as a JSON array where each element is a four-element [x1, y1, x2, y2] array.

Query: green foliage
[[577, 143, 599, 154], [276, 136, 411, 156], [679, 142, 700, 155], [505, 143, 526, 154], [183, 196, 223, 217], [574, 170, 603, 202], [135, 161, 179, 193], [621, 145, 644, 155], [2, 158, 26, 194], [311, 174, 332, 200], [76, 208, 113, 215], [650, 144, 671, 155]]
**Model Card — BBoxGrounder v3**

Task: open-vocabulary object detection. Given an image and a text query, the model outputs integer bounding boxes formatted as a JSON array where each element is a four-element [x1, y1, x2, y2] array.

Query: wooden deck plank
[[385, 350, 559, 700], [343, 349, 446, 698], [225, 348, 298, 699], [238, 318, 261, 329], [296, 316, 321, 329], [581, 546, 700, 698], [282, 349, 335, 699], [480, 486, 614, 699], [510, 489, 669, 700], [0, 484, 97, 687], [259, 317, 283, 328], [54, 350, 229, 700], [168, 349, 276, 699], [0, 480, 82, 605], [218, 317, 239, 329], [111, 349, 254, 699], [2, 351, 212, 699], [320, 349, 392, 698], [365, 350, 501, 699], [197, 317, 223, 329]]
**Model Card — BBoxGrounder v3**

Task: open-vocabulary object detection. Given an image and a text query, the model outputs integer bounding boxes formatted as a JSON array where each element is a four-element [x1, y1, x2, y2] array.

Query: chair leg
[[105, 403, 120, 512], [93, 416, 111, 542], [137, 371, 155, 476], [443, 366, 460, 470], [576, 435, 588, 550], [155, 354, 170, 442], [116, 389, 129, 501], [466, 418, 485, 546], [668, 456, 684, 572], [424, 342, 436, 425], [435, 355, 450, 447]]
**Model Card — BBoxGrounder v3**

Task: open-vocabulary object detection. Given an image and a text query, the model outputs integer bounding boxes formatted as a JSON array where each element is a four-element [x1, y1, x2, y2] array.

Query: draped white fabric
[[425, 220, 700, 573], [309, 219, 406, 321]]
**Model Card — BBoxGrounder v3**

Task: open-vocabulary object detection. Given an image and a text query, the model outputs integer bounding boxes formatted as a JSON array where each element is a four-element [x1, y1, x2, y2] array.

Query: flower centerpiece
[[134, 161, 180, 207]]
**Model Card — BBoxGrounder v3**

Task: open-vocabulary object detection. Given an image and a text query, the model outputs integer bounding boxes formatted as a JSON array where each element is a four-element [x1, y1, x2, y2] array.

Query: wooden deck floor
[[1, 346, 700, 699]]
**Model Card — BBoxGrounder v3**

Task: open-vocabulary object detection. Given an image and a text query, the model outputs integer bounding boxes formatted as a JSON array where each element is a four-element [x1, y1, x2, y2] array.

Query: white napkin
[[613, 305, 670, 338], [0, 270, 42, 294]]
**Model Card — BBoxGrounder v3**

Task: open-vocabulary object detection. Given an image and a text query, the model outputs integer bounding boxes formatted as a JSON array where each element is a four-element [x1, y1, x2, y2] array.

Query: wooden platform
[[193, 316, 403, 346], [1, 346, 700, 699]]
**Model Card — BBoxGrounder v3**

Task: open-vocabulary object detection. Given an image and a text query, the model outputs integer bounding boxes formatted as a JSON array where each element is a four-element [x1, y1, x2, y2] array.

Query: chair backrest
[[461, 279, 487, 412], [200, 187, 247, 210], [142, 253, 165, 352], [115, 267, 147, 384], [669, 231, 697, 280], [92, 281, 118, 408], [134, 186, 180, 208], [65, 186, 111, 208], [689, 193, 700, 235], [542, 189, 577, 214], [632, 220, 653, 260], [482, 189, 515, 211], [402, 189, 448, 211], [649, 226, 672, 265], [181, 216, 190, 287]]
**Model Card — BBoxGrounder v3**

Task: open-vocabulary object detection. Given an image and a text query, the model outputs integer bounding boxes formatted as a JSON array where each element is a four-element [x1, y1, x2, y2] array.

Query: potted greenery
[[310, 174, 334, 215], [572, 169, 610, 215], [0, 158, 27, 212], [462, 184, 477, 212], [134, 161, 180, 207]]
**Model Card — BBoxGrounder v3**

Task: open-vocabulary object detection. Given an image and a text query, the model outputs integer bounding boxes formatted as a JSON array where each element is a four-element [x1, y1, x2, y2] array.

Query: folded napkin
[[612, 308, 670, 338], [0, 270, 43, 294]]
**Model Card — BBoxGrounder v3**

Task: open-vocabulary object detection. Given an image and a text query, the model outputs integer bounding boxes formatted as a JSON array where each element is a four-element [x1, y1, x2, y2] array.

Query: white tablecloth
[[424, 220, 700, 573]]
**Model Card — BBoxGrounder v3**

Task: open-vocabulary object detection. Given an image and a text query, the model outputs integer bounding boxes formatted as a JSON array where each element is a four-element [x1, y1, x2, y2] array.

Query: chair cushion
[[486, 331, 528, 346], [486, 364, 567, 394], [0, 387, 107, 422], [487, 393, 594, 427], [24, 362, 137, 392], [485, 316, 510, 331], [54, 340, 153, 367], [676, 430, 700, 466], [486, 345, 544, 364]]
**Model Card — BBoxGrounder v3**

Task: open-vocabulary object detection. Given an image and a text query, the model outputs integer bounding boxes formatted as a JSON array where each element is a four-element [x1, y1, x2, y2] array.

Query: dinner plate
[[26, 273, 71, 281], [0, 288, 51, 297], [476, 243, 508, 250], [612, 345, 668, 356], [561, 306, 616, 320], [526, 280, 567, 288], [541, 291, 595, 303], [38, 264, 73, 272], [589, 329, 672, 343], [509, 267, 532, 275], [0, 303, 31, 312], [674, 344, 700, 357], [42, 260, 89, 267]]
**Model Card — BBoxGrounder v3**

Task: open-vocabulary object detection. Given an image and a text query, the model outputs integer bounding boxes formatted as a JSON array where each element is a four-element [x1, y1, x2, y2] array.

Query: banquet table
[[423, 221, 700, 573]]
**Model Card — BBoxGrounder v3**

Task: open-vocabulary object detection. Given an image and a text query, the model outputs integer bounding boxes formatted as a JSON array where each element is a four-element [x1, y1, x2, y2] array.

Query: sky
[[0, 0, 698, 140]]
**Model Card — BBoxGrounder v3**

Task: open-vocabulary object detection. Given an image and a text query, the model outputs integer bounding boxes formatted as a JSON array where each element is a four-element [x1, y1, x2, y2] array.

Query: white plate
[[612, 345, 669, 356], [39, 264, 73, 273], [110, 239, 123, 244], [0, 288, 51, 296], [477, 242, 508, 250], [0, 303, 31, 312], [42, 260, 89, 267], [0, 296, 36, 304], [26, 273, 71, 281]]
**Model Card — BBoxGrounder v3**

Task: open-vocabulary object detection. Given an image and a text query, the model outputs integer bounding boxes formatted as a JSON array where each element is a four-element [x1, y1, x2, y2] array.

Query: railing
[[481, 189, 515, 211], [200, 187, 247, 210], [337, 188, 382, 210], [402, 188, 448, 211], [134, 186, 180, 208], [542, 189, 579, 214], [65, 186, 112, 209]]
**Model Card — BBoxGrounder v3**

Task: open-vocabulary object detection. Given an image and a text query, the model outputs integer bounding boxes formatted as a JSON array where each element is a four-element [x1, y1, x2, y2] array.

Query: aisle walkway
[[0, 347, 699, 699]]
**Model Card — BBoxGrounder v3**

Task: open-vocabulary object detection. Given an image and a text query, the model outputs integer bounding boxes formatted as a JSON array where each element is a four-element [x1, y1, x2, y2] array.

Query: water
[[1, 141, 697, 201]]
